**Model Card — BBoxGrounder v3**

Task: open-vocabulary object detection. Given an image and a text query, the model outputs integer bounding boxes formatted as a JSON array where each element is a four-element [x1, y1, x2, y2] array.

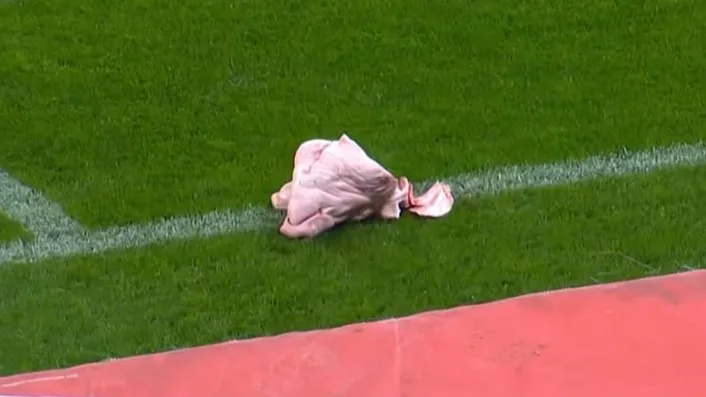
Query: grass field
[[0, 213, 29, 242], [1, 0, 705, 377]]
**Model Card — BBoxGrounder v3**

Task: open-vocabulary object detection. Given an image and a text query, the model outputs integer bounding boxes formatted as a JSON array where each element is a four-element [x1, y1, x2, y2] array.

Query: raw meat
[[271, 134, 454, 238]]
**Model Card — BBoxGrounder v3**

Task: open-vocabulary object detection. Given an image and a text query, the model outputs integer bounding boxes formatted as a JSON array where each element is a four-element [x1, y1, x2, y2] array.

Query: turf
[[1, 0, 706, 378], [1, 166, 705, 375], [0, 212, 31, 242], [0, 0, 704, 227]]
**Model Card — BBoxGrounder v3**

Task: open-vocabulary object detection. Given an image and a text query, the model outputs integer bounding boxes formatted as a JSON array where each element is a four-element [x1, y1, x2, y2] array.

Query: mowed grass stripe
[[0, 166, 704, 376], [0, 141, 704, 265], [1, 0, 705, 226]]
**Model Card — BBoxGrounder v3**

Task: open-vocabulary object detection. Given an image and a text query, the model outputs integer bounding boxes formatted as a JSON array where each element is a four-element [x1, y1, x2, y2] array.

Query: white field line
[[0, 142, 705, 265], [0, 170, 86, 236]]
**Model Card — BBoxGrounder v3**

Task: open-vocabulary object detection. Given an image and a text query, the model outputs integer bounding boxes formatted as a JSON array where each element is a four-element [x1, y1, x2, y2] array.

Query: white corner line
[[0, 170, 86, 237], [0, 142, 704, 265]]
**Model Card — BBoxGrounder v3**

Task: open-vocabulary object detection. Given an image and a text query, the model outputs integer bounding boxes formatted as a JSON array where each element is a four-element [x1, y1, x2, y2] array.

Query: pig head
[[271, 134, 454, 238]]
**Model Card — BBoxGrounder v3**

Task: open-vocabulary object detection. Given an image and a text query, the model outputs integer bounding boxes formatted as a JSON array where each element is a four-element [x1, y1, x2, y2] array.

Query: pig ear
[[337, 133, 366, 153]]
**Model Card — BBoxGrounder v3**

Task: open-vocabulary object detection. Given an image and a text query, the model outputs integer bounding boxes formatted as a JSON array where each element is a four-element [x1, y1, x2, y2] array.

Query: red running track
[[2, 270, 705, 397]]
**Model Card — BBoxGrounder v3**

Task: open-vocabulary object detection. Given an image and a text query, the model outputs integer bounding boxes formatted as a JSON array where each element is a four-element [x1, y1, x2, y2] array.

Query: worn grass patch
[[1, 166, 704, 375]]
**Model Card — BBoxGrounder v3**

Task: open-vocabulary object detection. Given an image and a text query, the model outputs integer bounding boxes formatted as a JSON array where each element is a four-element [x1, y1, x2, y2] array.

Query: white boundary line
[[0, 142, 705, 265], [0, 170, 85, 236]]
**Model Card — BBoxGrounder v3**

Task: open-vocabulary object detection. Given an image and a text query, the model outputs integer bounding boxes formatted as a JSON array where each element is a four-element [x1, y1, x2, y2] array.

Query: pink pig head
[[271, 134, 454, 238]]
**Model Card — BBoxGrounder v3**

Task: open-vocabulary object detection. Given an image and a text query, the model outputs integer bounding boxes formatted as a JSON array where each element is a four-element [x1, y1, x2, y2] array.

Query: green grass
[[1, 166, 705, 375], [0, 212, 31, 242], [0, 0, 704, 226], [1, 0, 706, 378]]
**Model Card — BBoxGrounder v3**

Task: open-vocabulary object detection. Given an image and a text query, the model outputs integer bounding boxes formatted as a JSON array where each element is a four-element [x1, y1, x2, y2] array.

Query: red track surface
[[2, 270, 705, 397]]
